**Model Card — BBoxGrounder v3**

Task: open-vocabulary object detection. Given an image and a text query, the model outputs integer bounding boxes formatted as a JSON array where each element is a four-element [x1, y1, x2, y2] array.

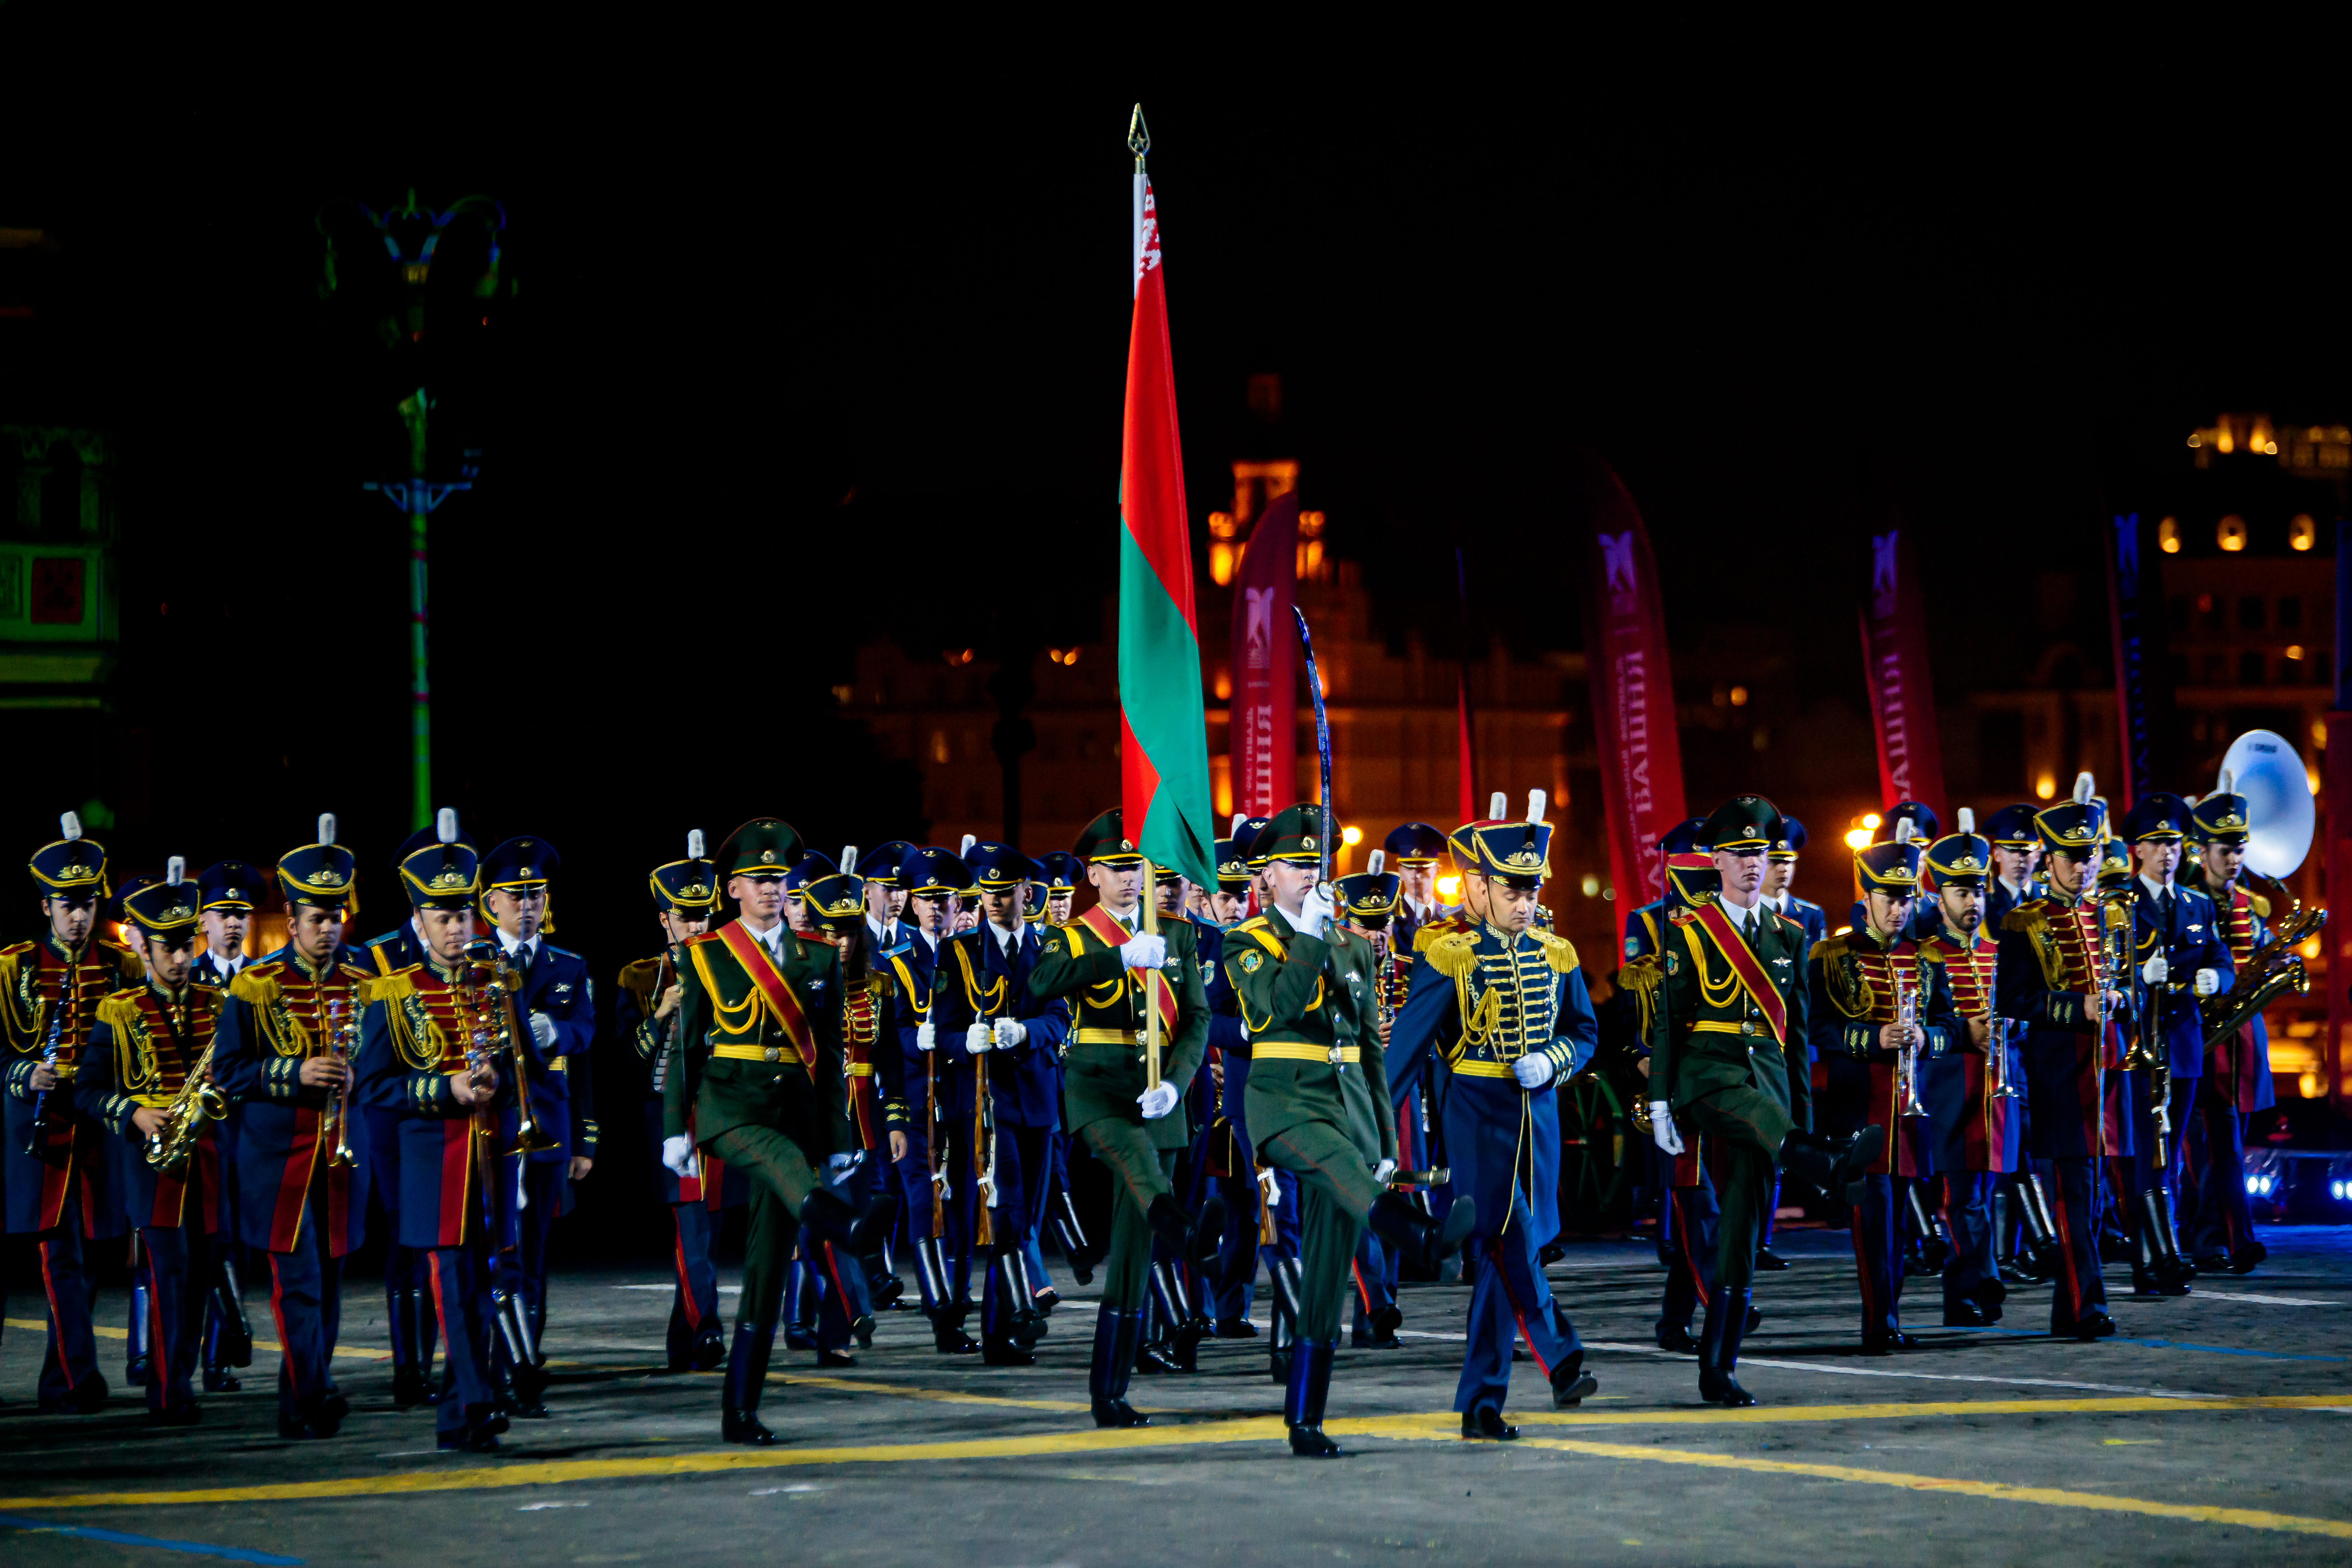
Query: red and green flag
[[1118, 127, 1216, 888]]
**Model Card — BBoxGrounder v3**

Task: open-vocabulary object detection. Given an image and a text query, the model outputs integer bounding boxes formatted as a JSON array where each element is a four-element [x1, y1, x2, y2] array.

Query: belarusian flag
[[1118, 123, 1216, 889]]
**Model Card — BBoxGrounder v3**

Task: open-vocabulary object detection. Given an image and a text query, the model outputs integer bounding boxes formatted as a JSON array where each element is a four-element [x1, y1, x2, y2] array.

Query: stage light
[[1843, 827, 1871, 850], [1581, 874, 1601, 896], [1341, 826, 1362, 847], [1862, 813, 1882, 831], [1436, 873, 1461, 901]]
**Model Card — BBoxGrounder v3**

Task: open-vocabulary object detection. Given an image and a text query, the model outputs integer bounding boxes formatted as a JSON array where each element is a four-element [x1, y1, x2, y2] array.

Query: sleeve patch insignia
[[1239, 951, 1263, 974], [1665, 951, 1679, 975], [1044, 938, 1061, 953]]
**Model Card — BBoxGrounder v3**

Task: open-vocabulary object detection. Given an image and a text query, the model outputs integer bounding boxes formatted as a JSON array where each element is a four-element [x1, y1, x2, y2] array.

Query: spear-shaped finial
[[1128, 103, 1150, 170]]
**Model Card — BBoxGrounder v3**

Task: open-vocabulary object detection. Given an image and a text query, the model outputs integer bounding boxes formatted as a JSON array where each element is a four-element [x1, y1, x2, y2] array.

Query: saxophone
[[146, 1035, 228, 1176], [2202, 878, 2326, 1044]]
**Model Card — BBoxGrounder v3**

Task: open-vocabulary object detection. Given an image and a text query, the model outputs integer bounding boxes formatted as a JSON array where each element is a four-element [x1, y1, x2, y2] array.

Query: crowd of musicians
[[0, 769, 2287, 1454]]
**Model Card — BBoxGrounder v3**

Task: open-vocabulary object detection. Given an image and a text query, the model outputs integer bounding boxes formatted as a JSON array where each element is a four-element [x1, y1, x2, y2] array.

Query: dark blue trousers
[[265, 1201, 343, 1424], [427, 1237, 497, 1440], [1455, 1187, 1578, 1415], [137, 1222, 208, 1414], [1660, 1174, 1721, 1331], [2044, 1157, 2110, 1332], [1938, 1172, 1997, 1310], [35, 1220, 101, 1406], [668, 1198, 723, 1367], [1848, 1174, 1906, 1340]]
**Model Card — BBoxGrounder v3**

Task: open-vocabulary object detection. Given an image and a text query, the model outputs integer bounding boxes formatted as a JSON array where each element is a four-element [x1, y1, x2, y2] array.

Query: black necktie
[[2161, 890, 2176, 941]]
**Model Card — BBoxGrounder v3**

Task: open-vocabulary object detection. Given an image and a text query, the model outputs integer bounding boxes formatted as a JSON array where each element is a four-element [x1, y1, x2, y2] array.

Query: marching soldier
[[213, 816, 375, 1439], [1624, 819, 1711, 962], [1807, 822, 1956, 1352], [1647, 795, 1881, 1405], [1225, 804, 1462, 1456], [660, 817, 873, 1446], [1339, 861, 1408, 1351], [782, 852, 835, 936], [1025, 809, 1225, 1429], [478, 835, 597, 1415], [79, 863, 221, 1423], [1754, 817, 1823, 1272], [881, 845, 977, 1353], [800, 859, 902, 1336], [1995, 774, 2126, 1339], [1034, 851, 1084, 930], [1918, 813, 2022, 1325], [1980, 802, 2051, 1282], [190, 858, 262, 1391], [1142, 859, 1221, 1373], [192, 861, 261, 989], [353, 814, 518, 1451], [4, 813, 142, 1413], [1384, 822, 1452, 951], [2119, 793, 2228, 1295], [858, 842, 916, 950], [1986, 805, 2046, 927], [1023, 849, 1090, 1306], [614, 833, 734, 1372], [1388, 793, 1594, 1438], [2180, 782, 2273, 1275], [926, 842, 1070, 1365]]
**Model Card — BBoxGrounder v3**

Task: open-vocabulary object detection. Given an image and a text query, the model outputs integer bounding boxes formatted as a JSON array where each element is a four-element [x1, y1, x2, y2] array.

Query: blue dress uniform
[[1808, 830, 1958, 1351], [1995, 779, 2127, 1339], [211, 825, 375, 1438], [188, 859, 262, 1392], [877, 848, 972, 1351], [1340, 863, 1409, 1351], [77, 870, 224, 1423], [1980, 803, 2048, 1276], [2116, 794, 2230, 1295], [1388, 812, 1599, 1435], [2181, 787, 2273, 1272], [359, 821, 474, 1408], [615, 836, 738, 1372], [778, 852, 839, 1350], [1384, 822, 1453, 955], [925, 842, 1072, 1365], [352, 824, 523, 1452], [1021, 850, 1088, 1301], [3, 817, 142, 1413], [478, 835, 596, 1411], [1917, 818, 2023, 1325]]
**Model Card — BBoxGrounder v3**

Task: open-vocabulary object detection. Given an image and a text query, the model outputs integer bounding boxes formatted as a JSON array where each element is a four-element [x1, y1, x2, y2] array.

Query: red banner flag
[[1573, 459, 1688, 916], [1228, 494, 1299, 822], [1857, 526, 1949, 824]]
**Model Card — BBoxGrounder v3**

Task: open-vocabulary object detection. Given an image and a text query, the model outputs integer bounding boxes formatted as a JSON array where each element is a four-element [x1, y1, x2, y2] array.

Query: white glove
[[1137, 1081, 1180, 1119], [1257, 1165, 1281, 1209], [916, 1019, 937, 1052], [1373, 1157, 1397, 1185], [2142, 955, 2169, 985], [2194, 968, 2222, 997], [993, 1017, 1026, 1049], [826, 1151, 863, 1179], [1294, 886, 1335, 940], [965, 1020, 993, 1055], [661, 1134, 696, 1176], [1120, 933, 1168, 971], [1512, 1054, 1556, 1089], [1650, 1101, 1684, 1155], [529, 1009, 558, 1050]]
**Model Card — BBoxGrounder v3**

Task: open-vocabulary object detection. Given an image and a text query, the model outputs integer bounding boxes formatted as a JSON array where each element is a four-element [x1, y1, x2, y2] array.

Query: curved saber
[[1294, 606, 1335, 889]]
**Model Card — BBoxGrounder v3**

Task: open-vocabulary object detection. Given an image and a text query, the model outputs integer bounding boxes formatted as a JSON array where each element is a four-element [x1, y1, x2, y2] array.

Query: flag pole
[[1129, 104, 1149, 292], [1132, 103, 1161, 1095]]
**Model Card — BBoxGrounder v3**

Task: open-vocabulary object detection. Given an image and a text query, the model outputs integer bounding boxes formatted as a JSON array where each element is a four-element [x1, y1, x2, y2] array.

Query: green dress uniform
[[660, 817, 865, 1446], [1023, 809, 1221, 1430], [1649, 795, 1877, 1407]]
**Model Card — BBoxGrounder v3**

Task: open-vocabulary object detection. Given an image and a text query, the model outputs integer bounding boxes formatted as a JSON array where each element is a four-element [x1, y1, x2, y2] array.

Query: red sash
[[1690, 900, 1789, 1048], [710, 922, 817, 1066], [1075, 906, 1178, 1034]]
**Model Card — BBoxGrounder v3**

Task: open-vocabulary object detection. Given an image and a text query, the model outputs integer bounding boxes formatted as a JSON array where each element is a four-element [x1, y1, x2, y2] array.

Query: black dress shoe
[[2227, 1240, 2269, 1275], [438, 1422, 505, 1453], [1214, 1317, 1259, 1339], [694, 1333, 729, 1372], [1698, 1367, 1756, 1407], [1034, 1288, 1061, 1314], [1859, 1338, 1893, 1358], [932, 1324, 979, 1355], [1351, 1327, 1401, 1350], [981, 1341, 1035, 1367], [1549, 1362, 1598, 1408], [723, 1409, 777, 1445], [817, 1349, 857, 1369], [317, 1392, 352, 1436], [1460, 1405, 1518, 1441], [392, 1365, 431, 1407], [148, 1402, 203, 1427], [1745, 1305, 1763, 1334], [205, 1368, 243, 1394], [1370, 1304, 1403, 1338], [1943, 1299, 1990, 1327], [1133, 1341, 1184, 1376], [784, 1324, 819, 1351], [1091, 1397, 1148, 1428], [2073, 1310, 2118, 1341], [2133, 1272, 2191, 1298], [1889, 1331, 1919, 1350], [279, 1414, 320, 1439], [1755, 1247, 1791, 1272], [1656, 1322, 1700, 1353], [1289, 1425, 1342, 1457], [2188, 1252, 2231, 1275], [867, 1276, 905, 1310]]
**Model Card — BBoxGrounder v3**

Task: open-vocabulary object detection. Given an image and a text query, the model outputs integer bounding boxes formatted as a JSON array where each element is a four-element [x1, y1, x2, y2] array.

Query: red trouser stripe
[[438, 1121, 471, 1247], [267, 1255, 305, 1396], [2052, 1184, 2086, 1317], [1849, 1207, 1878, 1324], [147, 1243, 171, 1398], [673, 1221, 701, 1328], [1351, 1259, 1372, 1313], [1493, 1258, 1554, 1380], [39, 1238, 80, 1391], [1674, 1190, 1710, 1309]]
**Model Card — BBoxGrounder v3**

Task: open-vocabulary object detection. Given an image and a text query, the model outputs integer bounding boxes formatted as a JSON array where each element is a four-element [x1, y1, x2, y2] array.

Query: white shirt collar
[[497, 929, 540, 963], [2139, 872, 2174, 901]]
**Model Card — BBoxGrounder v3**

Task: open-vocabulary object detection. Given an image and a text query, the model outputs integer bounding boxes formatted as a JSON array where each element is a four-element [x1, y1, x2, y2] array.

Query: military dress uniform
[[188, 859, 262, 1391], [359, 820, 475, 1408], [352, 825, 524, 1452], [662, 817, 871, 1446], [1806, 830, 1957, 1351], [212, 826, 375, 1439], [1201, 832, 1289, 1338], [1021, 849, 1087, 1303], [478, 835, 597, 1413], [1339, 864, 1409, 1351], [2180, 788, 2272, 1273], [1023, 809, 1222, 1430], [614, 841, 743, 1372], [1917, 821, 2022, 1325], [2116, 794, 2229, 1295], [1146, 876, 1229, 1373], [1384, 822, 1454, 955], [1994, 781, 2127, 1340], [877, 847, 976, 1352], [1981, 802, 2049, 1277], [76, 872, 223, 1422], [926, 842, 1072, 1365], [3, 817, 143, 1413], [1389, 811, 1597, 1435]]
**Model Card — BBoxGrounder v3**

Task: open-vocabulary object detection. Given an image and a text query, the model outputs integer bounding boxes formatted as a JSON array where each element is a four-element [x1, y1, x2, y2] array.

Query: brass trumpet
[[324, 994, 359, 1169], [475, 944, 557, 1156]]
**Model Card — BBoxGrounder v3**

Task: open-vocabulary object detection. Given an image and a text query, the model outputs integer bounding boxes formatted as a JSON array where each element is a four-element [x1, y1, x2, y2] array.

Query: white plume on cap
[[959, 834, 977, 856], [688, 829, 705, 859], [840, 845, 858, 871], [2218, 767, 2235, 797], [318, 813, 337, 847], [59, 811, 81, 842], [1527, 789, 1548, 824], [1368, 849, 1386, 876], [1894, 818, 1916, 845], [167, 855, 186, 885], [1488, 791, 1507, 820], [1956, 807, 1975, 834], [437, 807, 459, 845], [1230, 813, 1247, 835], [2072, 771, 2095, 805]]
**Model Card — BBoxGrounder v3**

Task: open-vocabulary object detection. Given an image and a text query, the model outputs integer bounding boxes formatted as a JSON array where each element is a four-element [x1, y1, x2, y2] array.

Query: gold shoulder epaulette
[[1410, 916, 1467, 954], [0, 940, 34, 958], [1426, 930, 1478, 982], [229, 966, 284, 1004], [103, 938, 145, 981], [1807, 933, 1851, 966], [1535, 930, 1580, 974], [369, 967, 420, 1004], [2001, 905, 2043, 934], [2248, 892, 2273, 919]]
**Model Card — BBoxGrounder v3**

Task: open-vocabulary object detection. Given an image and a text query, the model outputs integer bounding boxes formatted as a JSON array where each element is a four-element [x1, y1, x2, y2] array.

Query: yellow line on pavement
[[1513, 1393, 2352, 1427], [771, 1372, 1092, 1413], [4, 1318, 391, 1361], [1512, 1435, 2352, 1541]]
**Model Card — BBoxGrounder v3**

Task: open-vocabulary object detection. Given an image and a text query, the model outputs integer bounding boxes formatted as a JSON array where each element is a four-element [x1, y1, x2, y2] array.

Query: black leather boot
[[1089, 1307, 1148, 1428], [722, 1322, 777, 1444], [1698, 1288, 1756, 1406], [1368, 1191, 1476, 1273], [1781, 1126, 1885, 1204], [1285, 1339, 1340, 1457], [1267, 1255, 1300, 1385]]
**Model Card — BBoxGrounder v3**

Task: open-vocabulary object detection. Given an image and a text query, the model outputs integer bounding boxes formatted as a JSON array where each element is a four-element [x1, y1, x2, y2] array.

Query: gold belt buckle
[[762, 1047, 781, 1063], [1739, 1020, 1756, 1036], [1328, 1044, 1346, 1068]]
